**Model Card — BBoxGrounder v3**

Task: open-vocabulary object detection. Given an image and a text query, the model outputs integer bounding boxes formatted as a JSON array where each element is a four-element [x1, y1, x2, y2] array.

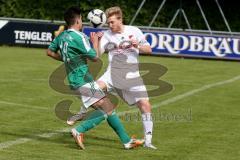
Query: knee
[[97, 80, 107, 90], [139, 99, 151, 107], [137, 100, 151, 113]]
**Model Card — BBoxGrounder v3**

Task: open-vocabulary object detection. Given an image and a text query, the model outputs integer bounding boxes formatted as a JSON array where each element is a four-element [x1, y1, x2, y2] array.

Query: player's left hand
[[96, 32, 103, 39], [90, 32, 99, 44]]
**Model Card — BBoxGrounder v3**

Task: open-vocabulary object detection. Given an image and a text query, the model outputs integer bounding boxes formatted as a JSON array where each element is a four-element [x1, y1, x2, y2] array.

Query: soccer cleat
[[144, 143, 157, 150], [124, 138, 145, 149], [71, 128, 85, 149], [67, 112, 87, 126]]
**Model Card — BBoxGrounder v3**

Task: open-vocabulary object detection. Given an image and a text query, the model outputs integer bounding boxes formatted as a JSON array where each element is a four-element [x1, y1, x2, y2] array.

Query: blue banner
[[83, 26, 240, 61]]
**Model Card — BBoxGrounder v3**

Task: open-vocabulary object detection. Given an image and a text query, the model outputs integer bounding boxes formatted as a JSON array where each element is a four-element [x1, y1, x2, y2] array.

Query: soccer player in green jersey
[[68, 6, 156, 149], [46, 6, 143, 149]]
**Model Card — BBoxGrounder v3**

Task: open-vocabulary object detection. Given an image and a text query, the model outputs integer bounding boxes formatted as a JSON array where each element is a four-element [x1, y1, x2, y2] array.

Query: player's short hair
[[64, 6, 81, 26], [105, 6, 122, 20]]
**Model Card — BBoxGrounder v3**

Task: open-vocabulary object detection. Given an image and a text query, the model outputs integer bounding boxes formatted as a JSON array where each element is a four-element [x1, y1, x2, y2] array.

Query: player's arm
[[139, 45, 152, 54], [47, 35, 63, 61], [131, 38, 152, 54], [131, 27, 152, 54], [90, 32, 103, 58], [46, 49, 62, 61]]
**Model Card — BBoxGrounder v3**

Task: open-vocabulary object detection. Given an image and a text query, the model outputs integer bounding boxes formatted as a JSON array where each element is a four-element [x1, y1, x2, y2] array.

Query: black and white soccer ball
[[87, 9, 107, 28]]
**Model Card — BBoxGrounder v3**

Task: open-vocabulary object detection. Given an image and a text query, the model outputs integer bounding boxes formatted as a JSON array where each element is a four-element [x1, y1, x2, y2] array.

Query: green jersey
[[48, 29, 96, 89]]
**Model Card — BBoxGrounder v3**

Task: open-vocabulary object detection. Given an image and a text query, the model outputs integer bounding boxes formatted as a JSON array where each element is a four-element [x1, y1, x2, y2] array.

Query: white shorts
[[74, 81, 105, 108], [98, 69, 149, 106]]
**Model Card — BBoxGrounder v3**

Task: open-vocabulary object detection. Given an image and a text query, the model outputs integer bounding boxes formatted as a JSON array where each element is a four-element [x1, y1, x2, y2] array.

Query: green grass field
[[0, 46, 239, 160]]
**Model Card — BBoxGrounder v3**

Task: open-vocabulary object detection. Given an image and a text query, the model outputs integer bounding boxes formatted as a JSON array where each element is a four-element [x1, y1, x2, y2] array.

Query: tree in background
[[0, 0, 239, 32]]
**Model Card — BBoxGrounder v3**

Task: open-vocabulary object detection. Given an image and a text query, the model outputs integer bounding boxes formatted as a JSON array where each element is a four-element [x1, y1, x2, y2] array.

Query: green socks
[[75, 109, 107, 133], [107, 111, 131, 144], [75, 110, 130, 144]]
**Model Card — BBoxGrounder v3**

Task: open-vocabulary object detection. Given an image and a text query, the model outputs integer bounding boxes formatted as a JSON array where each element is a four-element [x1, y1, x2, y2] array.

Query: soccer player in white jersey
[[94, 6, 156, 149], [67, 6, 156, 149]]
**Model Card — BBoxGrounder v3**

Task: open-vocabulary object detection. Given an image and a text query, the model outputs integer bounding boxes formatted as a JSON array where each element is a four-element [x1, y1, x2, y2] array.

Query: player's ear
[[77, 19, 81, 25], [119, 17, 123, 24]]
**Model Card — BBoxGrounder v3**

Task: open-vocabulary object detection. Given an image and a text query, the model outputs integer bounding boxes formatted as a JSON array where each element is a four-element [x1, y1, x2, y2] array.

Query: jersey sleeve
[[48, 36, 59, 52], [135, 27, 150, 46], [76, 34, 96, 59]]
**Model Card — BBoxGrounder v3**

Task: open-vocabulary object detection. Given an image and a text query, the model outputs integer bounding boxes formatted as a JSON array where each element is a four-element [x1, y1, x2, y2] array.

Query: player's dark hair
[[64, 6, 81, 26]]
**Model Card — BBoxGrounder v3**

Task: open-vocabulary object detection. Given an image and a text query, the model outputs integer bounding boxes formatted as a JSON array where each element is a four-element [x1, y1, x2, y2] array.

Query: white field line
[[0, 75, 240, 150], [0, 100, 50, 111], [0, 78, 48, 82], [0, 138, 31, 150], [0, 128, 69, 150], [118, 75, 240, 116]]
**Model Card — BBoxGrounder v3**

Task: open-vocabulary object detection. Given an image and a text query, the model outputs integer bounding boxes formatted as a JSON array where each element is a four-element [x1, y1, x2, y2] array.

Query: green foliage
[[0, 0, 239, 32]]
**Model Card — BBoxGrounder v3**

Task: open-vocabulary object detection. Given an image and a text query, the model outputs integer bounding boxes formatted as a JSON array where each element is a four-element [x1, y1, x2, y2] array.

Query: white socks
[[142, 112, 153, 145]]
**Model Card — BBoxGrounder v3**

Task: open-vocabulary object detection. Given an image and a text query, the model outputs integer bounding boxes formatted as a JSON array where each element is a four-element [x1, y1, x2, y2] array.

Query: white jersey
[[98, 25, 150, 105], [99, 25, 150, 68]]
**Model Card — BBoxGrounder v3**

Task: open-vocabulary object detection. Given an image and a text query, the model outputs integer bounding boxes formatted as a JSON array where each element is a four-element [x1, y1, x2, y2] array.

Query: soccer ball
[[87, 9, 107, 28]]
